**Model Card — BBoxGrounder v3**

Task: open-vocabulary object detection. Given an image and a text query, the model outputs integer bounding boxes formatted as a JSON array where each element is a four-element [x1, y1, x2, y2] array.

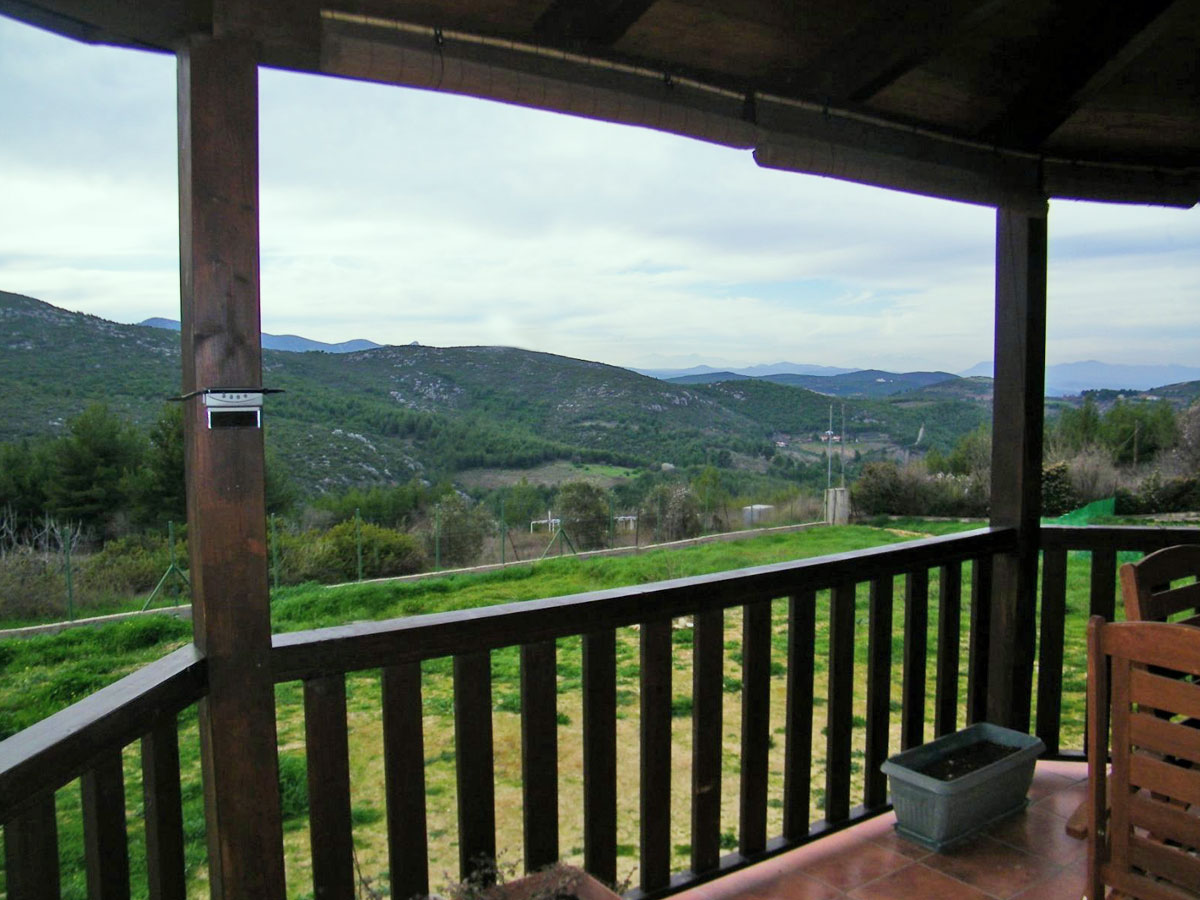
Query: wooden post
[[178, 36, 286, 898], [987, 206, 1048, 730]]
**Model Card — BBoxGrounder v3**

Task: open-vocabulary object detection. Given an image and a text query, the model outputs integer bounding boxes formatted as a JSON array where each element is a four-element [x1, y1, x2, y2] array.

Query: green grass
[[0, 521, 1106, 897]]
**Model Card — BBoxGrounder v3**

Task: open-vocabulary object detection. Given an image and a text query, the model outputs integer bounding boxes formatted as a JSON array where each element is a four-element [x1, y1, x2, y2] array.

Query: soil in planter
[[913, 739, 1019, 781]]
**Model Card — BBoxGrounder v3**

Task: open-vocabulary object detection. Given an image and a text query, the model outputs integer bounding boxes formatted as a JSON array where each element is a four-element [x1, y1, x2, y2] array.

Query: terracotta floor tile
[[1031, 760, 1088, 783], [923, 834, 1060, 898], [1009, 862, 1087, 900], [800, 841, 912, 892], [734, 871, 847, 900], [987, 805, 1088, 866], [1031, 779, 1089, 822], [1028, 771, 1077, 801], [848, 863, 992, 900]]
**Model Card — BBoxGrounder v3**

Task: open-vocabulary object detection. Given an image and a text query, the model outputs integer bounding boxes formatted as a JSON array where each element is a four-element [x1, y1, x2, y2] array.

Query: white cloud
[[2, 14, 1197, 373]]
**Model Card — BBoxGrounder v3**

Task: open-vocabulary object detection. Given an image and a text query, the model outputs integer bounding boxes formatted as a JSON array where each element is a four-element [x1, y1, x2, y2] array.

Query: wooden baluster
[[1036, 548, 1068, 755], [739, 598, 771, 855], [583, 629, 617, 886], [825, 582, 856, 824], [521, 640, 559, 872], [5, 793, 60, 899], [966, 555, 993, 725], [690, 609, 723, 872], [783, 589, 815, 841], [454, 652, 495, 881], [384, 663, 429, 899], [902, 569, 929, 749], [82, 748, 130, 899], [1090, 548, 1117, 621], [305, 674, 354, 900], [639, 619, 672, 892], [863, 576, 894, 810], [935, 561, 963, 737], [143, 718, 186, 900]]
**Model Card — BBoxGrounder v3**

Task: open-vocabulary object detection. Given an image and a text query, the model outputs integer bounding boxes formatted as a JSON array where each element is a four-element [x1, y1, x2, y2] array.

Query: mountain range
[[138, 317, 381, 354], [2, 291, 995, 494]]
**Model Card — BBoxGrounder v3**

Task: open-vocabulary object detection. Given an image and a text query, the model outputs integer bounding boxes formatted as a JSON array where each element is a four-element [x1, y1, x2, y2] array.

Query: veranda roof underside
[[4, 0, 1198, 210]]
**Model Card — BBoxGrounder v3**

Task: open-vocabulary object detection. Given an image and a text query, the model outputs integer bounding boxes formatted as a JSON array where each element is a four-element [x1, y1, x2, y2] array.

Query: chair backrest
[[1087, 617, 1200, 900], [1120, 544, 1200, 624]]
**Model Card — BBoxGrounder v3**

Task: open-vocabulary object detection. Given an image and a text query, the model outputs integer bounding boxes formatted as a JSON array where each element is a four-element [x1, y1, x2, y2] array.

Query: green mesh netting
[[1043, 497, 1115, 526]]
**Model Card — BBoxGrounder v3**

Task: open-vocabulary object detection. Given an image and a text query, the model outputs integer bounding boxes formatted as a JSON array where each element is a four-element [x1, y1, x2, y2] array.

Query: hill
[[0, 291, 994, 494], [665, 367, 961, 398]]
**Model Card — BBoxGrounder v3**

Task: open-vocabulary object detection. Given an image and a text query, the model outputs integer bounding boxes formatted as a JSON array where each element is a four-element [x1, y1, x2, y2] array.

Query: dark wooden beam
[[786, 0, 1008, 104], [178, 35, 287, 899], [977, 0, 1181, 149], [987, 207, 1047, 731], [532, 0, 656, 46]]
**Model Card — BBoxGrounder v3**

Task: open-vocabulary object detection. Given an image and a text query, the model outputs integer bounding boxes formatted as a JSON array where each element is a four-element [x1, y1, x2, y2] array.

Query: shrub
[[0, 550, 67, 620], [1115, 472, 1200, 515], [640, 484, 701, 541], [851, 460, 987, 518], [555, 481, 609, 550], [271, 520, 426, 585], [78, 532, 185, 599], [428, 494, 492, 568], [1041, 463, 1080, 517]]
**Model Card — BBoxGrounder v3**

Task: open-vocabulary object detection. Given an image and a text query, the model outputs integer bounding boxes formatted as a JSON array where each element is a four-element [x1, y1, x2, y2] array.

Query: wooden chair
[[1067, 545, 1200, 840], [1086, 616, 1200, 900], [1121, 545, 1200, 627]]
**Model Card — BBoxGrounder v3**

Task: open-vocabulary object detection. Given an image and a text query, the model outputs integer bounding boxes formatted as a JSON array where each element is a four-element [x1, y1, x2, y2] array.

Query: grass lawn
[[0, 520, 1111, 898]]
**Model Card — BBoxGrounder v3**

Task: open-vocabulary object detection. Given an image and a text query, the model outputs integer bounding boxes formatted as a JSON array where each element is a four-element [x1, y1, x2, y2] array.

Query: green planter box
[[880, 722, 1045, 851]]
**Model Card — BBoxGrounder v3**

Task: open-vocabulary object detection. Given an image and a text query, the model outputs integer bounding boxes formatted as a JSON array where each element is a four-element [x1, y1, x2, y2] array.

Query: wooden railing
[[1034, 525, 1200, 759], [0, 645, 206, 898], [4, 524, 1198, 898]]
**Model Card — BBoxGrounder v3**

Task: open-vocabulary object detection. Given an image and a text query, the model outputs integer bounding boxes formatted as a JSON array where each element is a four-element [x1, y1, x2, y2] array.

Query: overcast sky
[[2, 14, 1197, 373]]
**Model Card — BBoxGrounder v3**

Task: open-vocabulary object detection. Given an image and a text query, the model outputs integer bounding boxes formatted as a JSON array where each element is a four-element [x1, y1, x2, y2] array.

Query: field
[[455, 462, 639, 491], [0, 522, 1109, 898]]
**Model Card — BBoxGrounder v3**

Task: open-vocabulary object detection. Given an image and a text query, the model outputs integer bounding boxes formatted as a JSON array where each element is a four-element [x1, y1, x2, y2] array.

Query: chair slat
[[825, 581, 856, 824], [383, 662, 429, 899], [1106, 861, 1198, 900], [1130, 666, 1200, 720], [81, 747, 131, 899], [690, 609, 723, 873], [902, 569, 928, 750], [1129, 753, 1200, 809], [783, 590, 815, 841], [1130, 713, 1200, 766], [304, 674, 354, 900], [453, 651, 495, 881], [1130, 834, 1200, 894], [142, 718, 186, 900], [5, 793, 61, 900], [1139, 582, 1200, 622], [863, 576, 893, 809], [639, 620, 672, 892], [583, 629, 617, 885], [521, 640, 559, 872], [739, 598, 771, 855], [1123, 546, 1200, 622], [934, 561, 961, 738], [1128, 792, 1200, 851]]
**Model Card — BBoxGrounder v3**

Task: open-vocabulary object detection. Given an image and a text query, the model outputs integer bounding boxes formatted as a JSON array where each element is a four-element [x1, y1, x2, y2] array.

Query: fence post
[[269, 513, 279, 590], [500, 500, 506, 566], [63, 528, 74, 622], [355, 508, 363, 582], [435, 505, 441, 571], [608, 495, 614, 548]]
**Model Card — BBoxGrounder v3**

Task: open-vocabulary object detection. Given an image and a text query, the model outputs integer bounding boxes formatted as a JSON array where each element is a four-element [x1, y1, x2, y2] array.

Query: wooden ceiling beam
[[532, 0, 657, 47], [786, 0, 1009, 104], [977, 0, 1186, 150]]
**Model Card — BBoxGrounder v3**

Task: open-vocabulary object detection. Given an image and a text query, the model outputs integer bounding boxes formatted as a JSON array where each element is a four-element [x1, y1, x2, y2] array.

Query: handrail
[[1041, 524, 1200, 551], [272, 526, 1015, 681], [0, 643, 206, 824]]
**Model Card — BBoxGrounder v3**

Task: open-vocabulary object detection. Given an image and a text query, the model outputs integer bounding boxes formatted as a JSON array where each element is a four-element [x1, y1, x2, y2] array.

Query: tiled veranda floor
[[675, 761, 1090, 900]]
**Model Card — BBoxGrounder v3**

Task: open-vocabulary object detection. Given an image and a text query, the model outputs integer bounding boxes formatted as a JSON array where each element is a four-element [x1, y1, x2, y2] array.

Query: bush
[[640, 484, 701, 541], [0, 550, 67, 620], [78, 532, 185, 599], [1041, 463, 1080, 517], [428, 494, 492, 568], [851, 460, 987, 518], [272, 520, 425, 584], [555, 481, 609, 550], [1115, 473, 1200, 515]]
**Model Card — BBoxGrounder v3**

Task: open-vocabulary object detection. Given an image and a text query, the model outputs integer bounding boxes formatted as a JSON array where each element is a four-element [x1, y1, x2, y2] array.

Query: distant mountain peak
[[136, 317, 382, 354]]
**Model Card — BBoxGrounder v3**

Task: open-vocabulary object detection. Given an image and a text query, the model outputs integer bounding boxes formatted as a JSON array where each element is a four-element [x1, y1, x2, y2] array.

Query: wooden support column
[[987, 206, 1048, 731], [178, 36, 286, 898]]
